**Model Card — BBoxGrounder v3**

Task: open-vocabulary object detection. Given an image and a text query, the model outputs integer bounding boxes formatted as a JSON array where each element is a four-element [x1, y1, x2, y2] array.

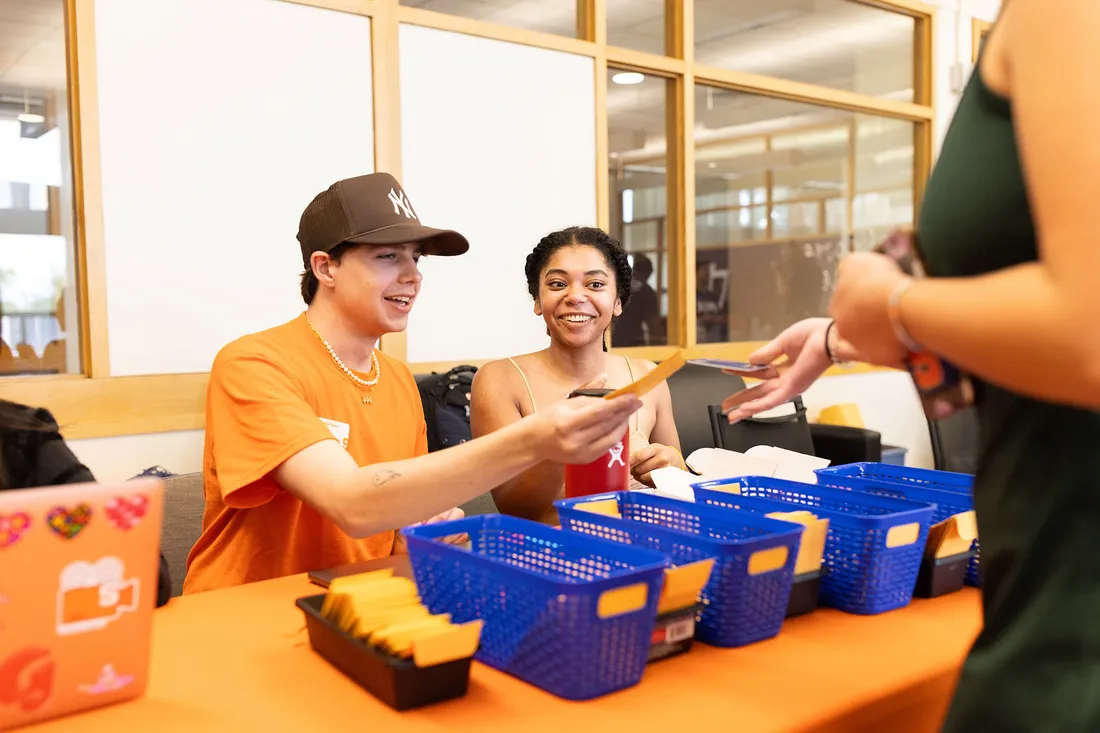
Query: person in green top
[[722, 1, 1100, 729]]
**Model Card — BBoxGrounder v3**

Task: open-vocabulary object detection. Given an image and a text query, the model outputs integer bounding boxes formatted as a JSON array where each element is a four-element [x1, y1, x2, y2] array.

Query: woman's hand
[[721, 318, 835, 424], [629, 443, 683, 487], [722, 254, 913, 424], [830, 252, 911, 368], [392, 507, 467, 554]]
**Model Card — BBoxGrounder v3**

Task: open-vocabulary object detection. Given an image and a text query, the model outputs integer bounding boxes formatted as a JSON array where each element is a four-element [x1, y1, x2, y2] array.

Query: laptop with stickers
[[0, 478, 164, 729]]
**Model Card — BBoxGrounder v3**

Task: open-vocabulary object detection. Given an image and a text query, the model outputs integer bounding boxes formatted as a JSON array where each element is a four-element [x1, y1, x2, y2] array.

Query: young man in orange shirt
[[183, 173, 640, 593]]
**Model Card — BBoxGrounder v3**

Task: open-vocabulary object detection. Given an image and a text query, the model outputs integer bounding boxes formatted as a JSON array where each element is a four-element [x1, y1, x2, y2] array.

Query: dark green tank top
[[918, 44, 1100, 733]]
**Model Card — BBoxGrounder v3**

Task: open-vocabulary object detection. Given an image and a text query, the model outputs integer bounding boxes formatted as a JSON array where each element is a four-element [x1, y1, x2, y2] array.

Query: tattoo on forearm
[[372, 469, 401, 487]]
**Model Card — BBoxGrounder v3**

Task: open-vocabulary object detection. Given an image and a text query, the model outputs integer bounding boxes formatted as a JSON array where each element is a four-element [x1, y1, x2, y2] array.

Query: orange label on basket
[[597, 583, 649, 618], [885, 523, 921, 549], [575, 499, 621, 519], [747, 546, 789, 575]]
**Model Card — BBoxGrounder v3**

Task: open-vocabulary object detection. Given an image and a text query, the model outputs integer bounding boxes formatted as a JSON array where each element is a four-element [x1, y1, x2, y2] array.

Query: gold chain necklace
[[307, 319, 381, 404]]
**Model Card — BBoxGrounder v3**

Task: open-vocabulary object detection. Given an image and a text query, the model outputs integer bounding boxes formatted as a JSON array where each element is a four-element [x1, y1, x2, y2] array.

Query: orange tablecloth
[[25, 575, 981, 733]]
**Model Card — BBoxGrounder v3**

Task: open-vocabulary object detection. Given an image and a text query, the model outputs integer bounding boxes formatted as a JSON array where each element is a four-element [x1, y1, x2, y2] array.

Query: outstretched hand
[[533, 393, 642, 465], [721, 318, 834, 424]]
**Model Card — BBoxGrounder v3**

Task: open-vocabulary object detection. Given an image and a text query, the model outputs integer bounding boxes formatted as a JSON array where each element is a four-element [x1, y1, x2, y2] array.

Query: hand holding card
[[686, 358, 779, 379]]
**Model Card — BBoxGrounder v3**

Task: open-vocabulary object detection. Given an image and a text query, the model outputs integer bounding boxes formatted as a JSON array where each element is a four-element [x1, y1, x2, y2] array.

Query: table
[[26, 575, 981, 733]]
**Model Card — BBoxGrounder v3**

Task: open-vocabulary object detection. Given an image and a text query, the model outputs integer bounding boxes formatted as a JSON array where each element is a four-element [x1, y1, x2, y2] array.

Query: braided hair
[[525, 226, 633, 351]]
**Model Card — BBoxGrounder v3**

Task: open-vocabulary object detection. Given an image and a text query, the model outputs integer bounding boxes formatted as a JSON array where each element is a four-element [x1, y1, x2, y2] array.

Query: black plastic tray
[[786, 568, 825, 618], [648, 602, 703, 663], [296, 593, 473, 710], [913, 551, 975, 599]]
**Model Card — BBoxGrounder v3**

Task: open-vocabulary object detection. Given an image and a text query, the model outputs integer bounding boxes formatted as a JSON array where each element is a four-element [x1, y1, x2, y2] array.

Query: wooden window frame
[[2, 0, 933, 439], [972, 19, 993, 64]]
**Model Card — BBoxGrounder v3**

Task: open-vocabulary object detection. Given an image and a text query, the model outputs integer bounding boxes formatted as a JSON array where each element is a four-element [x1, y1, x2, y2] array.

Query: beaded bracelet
[[888, 279, 923, 353]]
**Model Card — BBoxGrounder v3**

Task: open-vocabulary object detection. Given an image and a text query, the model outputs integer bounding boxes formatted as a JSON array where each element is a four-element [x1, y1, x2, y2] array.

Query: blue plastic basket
[[692, 476, 936, 615], [555, 491, 804, 648], [402, 514, 667, 700], [818, 462, 973, 493], [817, 462, 980, 586]]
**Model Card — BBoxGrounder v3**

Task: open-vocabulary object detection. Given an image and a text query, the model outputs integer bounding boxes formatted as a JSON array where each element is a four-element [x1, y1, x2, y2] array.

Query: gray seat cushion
[[459, 491, 498, 516], [161, 472, 205, 597]]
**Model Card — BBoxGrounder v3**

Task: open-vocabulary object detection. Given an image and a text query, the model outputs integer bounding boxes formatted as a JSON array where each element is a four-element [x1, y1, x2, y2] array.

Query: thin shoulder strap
[[624, 356, 640, 433], [507, 357, 538, 413]]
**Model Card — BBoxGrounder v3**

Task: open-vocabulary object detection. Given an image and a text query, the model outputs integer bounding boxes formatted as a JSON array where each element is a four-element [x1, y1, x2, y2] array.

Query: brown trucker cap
[[297, 173, 469, 265]]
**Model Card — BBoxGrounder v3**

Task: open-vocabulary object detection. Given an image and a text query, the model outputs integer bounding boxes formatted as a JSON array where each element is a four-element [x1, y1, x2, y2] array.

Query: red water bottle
[[563, 388, 631, 499]]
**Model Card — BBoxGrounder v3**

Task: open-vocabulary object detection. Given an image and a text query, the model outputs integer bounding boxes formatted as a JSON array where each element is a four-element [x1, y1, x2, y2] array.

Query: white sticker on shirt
[[320, 418, 350, 449]]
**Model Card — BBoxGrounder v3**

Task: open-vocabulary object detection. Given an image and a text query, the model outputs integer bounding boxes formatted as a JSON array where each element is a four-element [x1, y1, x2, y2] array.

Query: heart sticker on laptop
[[0, 512, 30, 548], [47, 504, 92, 540], [104, 495, 148, 531]]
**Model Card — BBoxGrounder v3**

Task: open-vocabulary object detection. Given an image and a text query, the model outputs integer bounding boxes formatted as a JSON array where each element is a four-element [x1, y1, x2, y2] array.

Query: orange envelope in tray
[[0, 478, 164, 730]]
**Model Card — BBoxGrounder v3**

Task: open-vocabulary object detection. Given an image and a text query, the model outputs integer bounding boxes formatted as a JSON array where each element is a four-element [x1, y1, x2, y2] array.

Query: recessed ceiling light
[[708, 162, 717, 169], [611, 72, 644, 85], [17, 113, 44, 124]]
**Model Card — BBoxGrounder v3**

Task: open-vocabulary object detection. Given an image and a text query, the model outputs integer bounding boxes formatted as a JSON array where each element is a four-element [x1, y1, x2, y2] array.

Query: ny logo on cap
[[388, 188, 417, 220]]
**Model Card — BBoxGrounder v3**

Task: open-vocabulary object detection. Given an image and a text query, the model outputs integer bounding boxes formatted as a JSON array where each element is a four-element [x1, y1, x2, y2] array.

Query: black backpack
[[417, 365, 477, 452]]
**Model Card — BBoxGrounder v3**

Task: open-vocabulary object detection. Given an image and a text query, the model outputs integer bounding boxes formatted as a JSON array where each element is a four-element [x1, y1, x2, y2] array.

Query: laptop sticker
[[0, 512, 30, 549], [56, 556, 140, 636], [46, 504, 92, 540], [104, 495, 148, 531], [78, 664, 134, 695], [0, 646, 55, 713]]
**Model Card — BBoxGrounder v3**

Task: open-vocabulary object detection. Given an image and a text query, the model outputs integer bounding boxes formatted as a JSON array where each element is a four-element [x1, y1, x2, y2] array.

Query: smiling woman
[[470, 226, 683, 523]]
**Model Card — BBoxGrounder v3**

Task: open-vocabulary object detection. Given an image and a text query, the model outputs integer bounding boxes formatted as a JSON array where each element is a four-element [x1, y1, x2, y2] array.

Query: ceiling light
[[612, 72, 644, 85], [708, 162, 718, 169], [18, 90, 44, 125]]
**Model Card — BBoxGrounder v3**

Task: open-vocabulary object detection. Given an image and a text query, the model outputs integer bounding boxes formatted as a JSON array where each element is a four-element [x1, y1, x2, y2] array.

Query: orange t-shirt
[[182, 313, 427, 594]]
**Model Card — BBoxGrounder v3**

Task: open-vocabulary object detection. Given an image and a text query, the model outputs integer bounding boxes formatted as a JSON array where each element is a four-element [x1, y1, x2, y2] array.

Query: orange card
[[605, 351, 686, 400]]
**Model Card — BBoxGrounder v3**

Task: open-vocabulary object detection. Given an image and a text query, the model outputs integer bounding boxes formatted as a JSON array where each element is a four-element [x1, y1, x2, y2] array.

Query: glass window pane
[[772, 201, 820, 238], [852, 114, 914, 250], [402, 0, 577, 37], [0, 0, 80, 375], [694, 0, 915, 102], [609, 68, 670, 347], [607, 0, 666, 56], [694, 85, 915, 343]]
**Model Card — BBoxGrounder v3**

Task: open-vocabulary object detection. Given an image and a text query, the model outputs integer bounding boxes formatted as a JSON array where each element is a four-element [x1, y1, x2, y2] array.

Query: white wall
[[94, 0, 375, 376], [68, 430, 204, 482], [802, 370, 933, 468], [399, 25, 597, 363], [931, 0, 1002, 150]]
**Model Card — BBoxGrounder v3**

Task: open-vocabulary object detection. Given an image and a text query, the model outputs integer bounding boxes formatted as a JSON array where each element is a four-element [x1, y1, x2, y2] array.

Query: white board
[[95, 0, 374, 375], [399, 24, 597, 363]]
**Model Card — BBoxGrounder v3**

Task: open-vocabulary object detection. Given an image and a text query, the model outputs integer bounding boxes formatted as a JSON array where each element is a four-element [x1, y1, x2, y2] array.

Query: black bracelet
[[824, 320, 841, 365]]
